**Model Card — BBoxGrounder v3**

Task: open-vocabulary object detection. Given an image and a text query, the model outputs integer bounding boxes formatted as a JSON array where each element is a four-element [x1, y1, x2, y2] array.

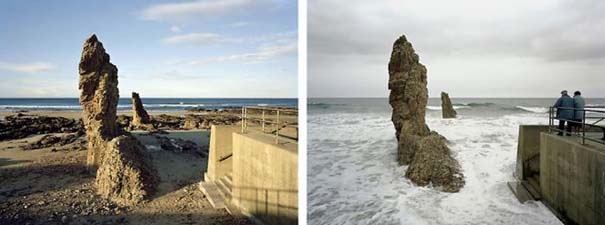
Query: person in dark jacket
[[572, 91, 586, 132], [553, 90, 574, 135]]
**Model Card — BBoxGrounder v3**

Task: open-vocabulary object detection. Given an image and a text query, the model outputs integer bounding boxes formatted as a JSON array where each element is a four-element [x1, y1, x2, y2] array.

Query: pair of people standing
[[553, 90, 586, 135]]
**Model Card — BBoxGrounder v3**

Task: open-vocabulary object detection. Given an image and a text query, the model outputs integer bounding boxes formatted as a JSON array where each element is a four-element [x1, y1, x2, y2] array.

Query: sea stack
[[78, 34, 119, 168], [388, 35, 464, 192], [388, 35, 430, 164], [78, 34, 158, 205], [131, 92, 152, 129], [441, 92, 457, 118]]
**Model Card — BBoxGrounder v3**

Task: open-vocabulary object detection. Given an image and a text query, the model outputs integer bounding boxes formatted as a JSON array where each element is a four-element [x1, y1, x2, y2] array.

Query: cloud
[[308, 0, 605, 97], [229, 21, 249, 27], [162, 30, 296, 48], [140, 0, 258, 23], [161, 33, 241, 45], [170, 25, 182, 33], [188, 41, 297, 65], [0, 62, 54, 73], [309, 0, 605, 62]]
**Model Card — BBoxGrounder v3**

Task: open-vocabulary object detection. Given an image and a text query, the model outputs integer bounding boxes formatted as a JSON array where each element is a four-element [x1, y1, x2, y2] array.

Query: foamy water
[[308, 99, 566, 225]]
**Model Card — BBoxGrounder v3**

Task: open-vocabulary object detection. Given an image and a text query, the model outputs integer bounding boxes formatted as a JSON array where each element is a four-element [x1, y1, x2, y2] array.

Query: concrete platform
[[540, 132, 605, 225]]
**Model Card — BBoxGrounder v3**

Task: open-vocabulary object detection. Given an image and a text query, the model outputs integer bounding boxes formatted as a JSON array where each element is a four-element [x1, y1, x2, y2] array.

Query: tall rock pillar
[[388, 35, 465, 192], [441, 92, 457, 118], [388, 35, 430, 164], [78, 34, 119, 168], [131, 92, 152, 129]]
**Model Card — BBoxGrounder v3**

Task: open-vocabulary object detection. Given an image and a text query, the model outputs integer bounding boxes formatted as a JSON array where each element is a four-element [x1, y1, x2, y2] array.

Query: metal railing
[[548, 106, 605, 145], [241, 106, 298, 144]]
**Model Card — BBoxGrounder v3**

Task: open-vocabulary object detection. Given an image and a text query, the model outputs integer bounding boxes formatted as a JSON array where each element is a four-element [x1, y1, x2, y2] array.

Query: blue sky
[[0, 0, 297, 98]]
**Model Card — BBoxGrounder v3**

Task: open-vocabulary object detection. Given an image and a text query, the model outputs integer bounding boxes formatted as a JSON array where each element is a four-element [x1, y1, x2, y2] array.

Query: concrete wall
[[206, 125, 240, 182], [516, 125, 550, 180], [540, 133, 605, 225], [232, 132, 298, 225]]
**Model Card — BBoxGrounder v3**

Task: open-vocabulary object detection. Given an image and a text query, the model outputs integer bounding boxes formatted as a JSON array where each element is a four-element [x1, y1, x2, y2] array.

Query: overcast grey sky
[[308, 0, 605, 98]]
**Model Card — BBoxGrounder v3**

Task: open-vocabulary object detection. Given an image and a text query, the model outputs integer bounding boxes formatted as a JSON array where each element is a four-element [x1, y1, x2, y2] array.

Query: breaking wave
[[427, 106, 471, 111], [515, 106, 549, 113]]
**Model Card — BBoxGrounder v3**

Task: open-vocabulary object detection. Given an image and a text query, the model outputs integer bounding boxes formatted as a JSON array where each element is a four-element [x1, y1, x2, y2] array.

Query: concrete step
[[524, 176, 542, 200], [222, 173, 233, 187], [199, 181, 226, 209], [217, 176, 232, 200], [507, 181, 535, 203]]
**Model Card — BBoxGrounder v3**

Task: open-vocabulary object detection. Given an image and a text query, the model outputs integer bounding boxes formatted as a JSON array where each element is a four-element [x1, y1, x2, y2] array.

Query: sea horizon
[[0, 98, 298, 111]]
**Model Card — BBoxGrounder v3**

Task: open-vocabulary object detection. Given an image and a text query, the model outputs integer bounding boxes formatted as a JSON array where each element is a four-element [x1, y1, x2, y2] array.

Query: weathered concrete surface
[[78, 34, 119, 168], [96, 135, 159, 206], [388, 35, 429, 164], [232, 132, 297, 225], [540, 132, 605, 225], [206, 125, 240, 182], [130, 92, 152, 129], [515, 125, 549, 180], [440, 92, 457, 118]]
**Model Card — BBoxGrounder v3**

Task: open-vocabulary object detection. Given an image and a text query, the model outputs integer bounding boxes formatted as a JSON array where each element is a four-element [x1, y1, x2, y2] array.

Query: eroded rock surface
[[388, 35, 464, 192], [388, 35, 430, 164], [405, 133, 464, 192], [131, 92, 153, 130], [78, 34, 119, 168], [95, 135, 158, 206], [441, 92, 457, 118], [78, 34, 158, 204]]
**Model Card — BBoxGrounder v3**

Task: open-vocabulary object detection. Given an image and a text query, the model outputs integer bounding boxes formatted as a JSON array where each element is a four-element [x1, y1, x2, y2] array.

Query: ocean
[[308, 98, 605, 225], [0, 98, 298, 111]]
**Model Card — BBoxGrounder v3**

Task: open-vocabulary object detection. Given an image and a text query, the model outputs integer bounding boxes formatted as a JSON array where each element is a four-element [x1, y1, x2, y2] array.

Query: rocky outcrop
[[405, 133, 464, 192], [388, 35, 430, 164], [131, 92, 153, 130], [78, 34, 120, 168], [388, 35, 464, 192], [155, 135, 206, 156], [116, 115, 132, 129], [441, 92, 457, 118], [78, 34, 158, 205], [0, 115, 83, 141], [95, 135, 158, 206], [23, 133, 86, 150]]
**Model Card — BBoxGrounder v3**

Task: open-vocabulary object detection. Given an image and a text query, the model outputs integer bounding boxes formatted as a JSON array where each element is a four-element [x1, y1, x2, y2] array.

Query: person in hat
[[572, 91, 586, 132], [553, 90, 574, 136]]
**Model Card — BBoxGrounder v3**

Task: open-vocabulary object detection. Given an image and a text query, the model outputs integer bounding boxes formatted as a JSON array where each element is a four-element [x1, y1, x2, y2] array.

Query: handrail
[[549, 106, 605, 145], [241, 106, 298, 144]]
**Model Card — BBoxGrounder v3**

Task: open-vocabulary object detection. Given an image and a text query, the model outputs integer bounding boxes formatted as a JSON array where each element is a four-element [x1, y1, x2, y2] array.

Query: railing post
[[276, 110, 280, 144], [262, 110, 265, 133], [245, 107, 248, 132], [549, 107, 552, 133], [241, 107, 244, 133], [582, 110, 586, 145]]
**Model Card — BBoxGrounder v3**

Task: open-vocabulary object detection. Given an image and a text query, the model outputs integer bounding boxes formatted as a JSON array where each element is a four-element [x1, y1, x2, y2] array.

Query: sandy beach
[[0, 110, 254, 225]]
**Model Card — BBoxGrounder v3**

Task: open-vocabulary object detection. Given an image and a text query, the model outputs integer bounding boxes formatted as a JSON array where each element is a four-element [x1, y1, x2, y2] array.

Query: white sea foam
[[427, 106, 470, 111], [515, 106, 549, 113], [308, 111, 561, 225]]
